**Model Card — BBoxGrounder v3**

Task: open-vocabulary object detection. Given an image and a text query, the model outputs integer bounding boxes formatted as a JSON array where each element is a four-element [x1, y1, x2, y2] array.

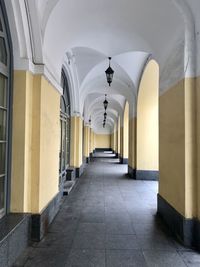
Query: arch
[[136, 59, 159, 179], [0, 0, 13, 219], [59, 67, 72, 189]]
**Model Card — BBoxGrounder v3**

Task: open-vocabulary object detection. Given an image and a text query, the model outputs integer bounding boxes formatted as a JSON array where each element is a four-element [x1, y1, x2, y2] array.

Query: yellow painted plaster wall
[[11, 71, 60, 213], [84, 126, 90, 158], [159, 78, 197, 218], [70, 116, 83, 168], [137, 60, 159, 171], [95, 134, 111, 148], [38, 76, 60, 212], [123, 101, 129, 159], [111, 133, 114, 150], [117, 117, 121, 155], [197, 76, 200, 219], [128, 117, 136, 169], [120, 127, 123, 158], [11, 71, 33, 212]]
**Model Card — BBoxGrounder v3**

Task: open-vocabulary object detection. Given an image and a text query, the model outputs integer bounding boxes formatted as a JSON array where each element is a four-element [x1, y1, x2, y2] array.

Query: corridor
[[14, 153, 199, 267]]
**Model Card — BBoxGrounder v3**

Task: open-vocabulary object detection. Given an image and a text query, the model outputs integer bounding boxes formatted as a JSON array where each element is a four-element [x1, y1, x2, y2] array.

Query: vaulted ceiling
[[6, 0, 200, 134]]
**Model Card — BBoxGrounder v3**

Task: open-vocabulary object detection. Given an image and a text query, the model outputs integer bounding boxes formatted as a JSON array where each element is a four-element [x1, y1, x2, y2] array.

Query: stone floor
[[13, 152, 200, 267]]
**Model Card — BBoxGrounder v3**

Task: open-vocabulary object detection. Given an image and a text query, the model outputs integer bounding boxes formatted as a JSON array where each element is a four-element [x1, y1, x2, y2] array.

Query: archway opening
[[136, 59, 159, 180], [59, 69, 71, 190]]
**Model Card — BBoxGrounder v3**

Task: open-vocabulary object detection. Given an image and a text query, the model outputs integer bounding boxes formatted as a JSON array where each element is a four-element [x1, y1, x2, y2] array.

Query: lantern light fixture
[[105, 57, 114, 86], [103, 94, 108, 110], [89, 116, 91, 125]]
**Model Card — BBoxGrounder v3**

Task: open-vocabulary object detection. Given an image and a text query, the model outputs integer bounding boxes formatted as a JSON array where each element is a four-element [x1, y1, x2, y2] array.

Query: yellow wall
[[117, 117, 121, 154], [95, 134, 111, 148], [84, 125, 90, 157], [159, 77, 197, 218], [137, 59, 159, 171], [11, 71, 32, 212], [128, 117, 136, 169], [39, 77, 60, 212], [70, 116, 83, 168], [120, 126, 123, 158], [11, 71, 60, 213], [197, 76, 200, 219], [123, 101, 129, 159]]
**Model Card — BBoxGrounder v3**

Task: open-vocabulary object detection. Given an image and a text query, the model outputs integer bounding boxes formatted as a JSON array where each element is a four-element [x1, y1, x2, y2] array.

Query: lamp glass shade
[[103, 99, 108, 110], [105, 66, 114, 86]]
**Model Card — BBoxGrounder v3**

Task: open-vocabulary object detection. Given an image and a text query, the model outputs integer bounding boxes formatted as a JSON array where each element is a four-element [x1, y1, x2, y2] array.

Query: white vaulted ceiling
[[7, 0, 199, 133]]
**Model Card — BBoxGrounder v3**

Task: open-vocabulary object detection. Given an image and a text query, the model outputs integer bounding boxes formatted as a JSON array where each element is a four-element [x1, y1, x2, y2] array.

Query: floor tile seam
[[142, 249, 189, 267]]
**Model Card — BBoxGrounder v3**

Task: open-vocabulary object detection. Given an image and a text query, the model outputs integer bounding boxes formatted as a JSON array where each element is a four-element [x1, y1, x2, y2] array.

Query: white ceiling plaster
[[41, 0, 185, 133], [6, 0, 200, 134]]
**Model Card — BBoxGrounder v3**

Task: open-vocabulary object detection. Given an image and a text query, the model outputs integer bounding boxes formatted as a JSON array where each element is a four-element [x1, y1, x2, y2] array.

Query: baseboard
[[157, 194, 200, 249], [86, 157, 90, 163], [0, 214, 30, 266], [120, 157, 128, 164], [136, 170, 159, 180], [75, 164, 84, 178], [31, 192, 62, 241], [66, 167, 76, 181], [128, 166, 136, 178]]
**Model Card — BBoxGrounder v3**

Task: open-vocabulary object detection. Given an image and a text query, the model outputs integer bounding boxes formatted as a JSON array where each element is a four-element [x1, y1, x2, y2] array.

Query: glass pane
[[0, 177, 5, 211], [0, 109, 6, 140], [0, 143, 5, 174], [0, 74, 7, 107], [0, 37, 7, 65], [0, 18, 3, 32], [60, 97, 66, 113]]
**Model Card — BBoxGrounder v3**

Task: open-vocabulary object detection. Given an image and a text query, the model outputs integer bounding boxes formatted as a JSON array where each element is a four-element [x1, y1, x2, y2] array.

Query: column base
[[75, 164, 84, 178], [86, 157, 90, 163], [157, 194, 200, 250], [31, 192, 62, 241], [66, 167, 76, 181], [120, 157, 128, 164], [128, 166, 136, 178], [136, 170, 159, 180]]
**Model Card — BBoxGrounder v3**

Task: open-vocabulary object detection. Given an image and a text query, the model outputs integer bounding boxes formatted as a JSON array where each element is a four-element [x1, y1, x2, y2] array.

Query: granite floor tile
[[12, 152, 200, 267], [106, 234, 140, 250], [72, 232, 106, 249], [178, 251, 200, 266], [24, 247, 70, 267], [137, 234, 177, 251], [66, 249, 105, 267], [143, 250, 187, 267], [77, 223, 105, 234], [106, 249, 148, 267]]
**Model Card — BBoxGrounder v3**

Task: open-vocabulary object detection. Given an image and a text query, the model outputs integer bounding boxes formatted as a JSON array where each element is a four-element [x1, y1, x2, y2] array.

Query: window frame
[[0, 1, 13, 219]]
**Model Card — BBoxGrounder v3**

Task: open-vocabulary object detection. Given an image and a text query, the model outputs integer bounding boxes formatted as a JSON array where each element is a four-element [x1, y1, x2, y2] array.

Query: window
[[59, 70, 71, 185], [0, 4, 11, 219]]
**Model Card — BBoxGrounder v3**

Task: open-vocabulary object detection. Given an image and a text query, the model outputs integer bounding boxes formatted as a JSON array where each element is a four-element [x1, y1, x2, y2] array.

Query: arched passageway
[[1, 0, 200, 265]]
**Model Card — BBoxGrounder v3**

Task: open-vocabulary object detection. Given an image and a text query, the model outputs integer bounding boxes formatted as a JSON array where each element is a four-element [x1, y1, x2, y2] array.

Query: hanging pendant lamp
[[105, 57, 114, 86]]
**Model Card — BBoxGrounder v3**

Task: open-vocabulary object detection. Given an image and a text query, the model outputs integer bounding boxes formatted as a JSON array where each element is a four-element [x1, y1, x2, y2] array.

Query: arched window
[[0, 2, 12, 219], [59, 70, 71, 184]]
